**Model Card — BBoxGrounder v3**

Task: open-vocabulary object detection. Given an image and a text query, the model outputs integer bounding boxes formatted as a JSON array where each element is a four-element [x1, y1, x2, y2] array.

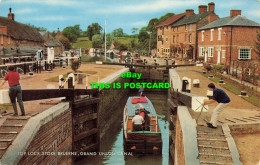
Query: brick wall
[[0, 26, 8, 46], [198, 26, 260, 65], [18, 109, 72, 165], [174, 115, 185, 165]]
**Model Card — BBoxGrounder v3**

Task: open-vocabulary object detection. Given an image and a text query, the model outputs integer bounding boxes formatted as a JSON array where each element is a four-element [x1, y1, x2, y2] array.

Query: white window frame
[[222, 49, 225, 58], [8, 36, 10, 45], [199, 47, 204, 56], [1, 35, 3, 45], [210, 29, 214, 41], [218, 28, 222, 40], [238, 48, 251, 59], [208, 47, 214, 57], [202, 31, 204, 42], [189, 34, 192, 43]]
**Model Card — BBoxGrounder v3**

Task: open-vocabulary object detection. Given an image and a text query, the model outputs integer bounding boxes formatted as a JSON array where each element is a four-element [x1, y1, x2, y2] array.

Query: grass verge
[[201, 72, 260, 107]]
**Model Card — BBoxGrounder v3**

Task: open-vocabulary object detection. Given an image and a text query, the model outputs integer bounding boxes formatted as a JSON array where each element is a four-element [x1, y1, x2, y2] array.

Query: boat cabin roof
[[126, 96, 157, 117]]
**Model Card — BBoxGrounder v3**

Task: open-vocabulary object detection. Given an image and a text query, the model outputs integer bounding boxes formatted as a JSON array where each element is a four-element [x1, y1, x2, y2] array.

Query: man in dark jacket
[[203, 83, 230, 128]]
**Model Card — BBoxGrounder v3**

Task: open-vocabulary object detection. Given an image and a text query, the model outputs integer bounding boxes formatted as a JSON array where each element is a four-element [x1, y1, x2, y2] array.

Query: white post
[[105, 21, 107, 62], [85, 75, 88, 88]]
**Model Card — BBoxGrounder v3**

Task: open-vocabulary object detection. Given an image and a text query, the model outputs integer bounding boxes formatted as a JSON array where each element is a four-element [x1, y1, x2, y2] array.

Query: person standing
[[138, 85, 144, 97], [203, 83, 230, 128], [0, 65, 25, 116]]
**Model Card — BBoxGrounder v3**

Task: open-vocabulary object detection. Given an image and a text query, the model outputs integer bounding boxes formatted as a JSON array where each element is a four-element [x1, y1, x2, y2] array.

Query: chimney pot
[[185, 9, 194, 18], [208, 2, 215, 12], [8, 8, 15, 21], [230, 10, 241, 17], [199, 5, 207, 14]]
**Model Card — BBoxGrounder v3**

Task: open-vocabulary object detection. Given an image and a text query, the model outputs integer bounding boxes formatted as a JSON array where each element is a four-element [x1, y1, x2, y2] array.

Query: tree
[[255, 31, 260, 61], [92, 34, 103, 48], [26, 24, 47, 32], [131, 28, 138, 34], [158, 13, 175, 23], [85, 23, 103, 41], [112, 28, 124, 37], [50, 30, 57, 37], [59, 38, 71, 50], [62, 24, 81, 42]]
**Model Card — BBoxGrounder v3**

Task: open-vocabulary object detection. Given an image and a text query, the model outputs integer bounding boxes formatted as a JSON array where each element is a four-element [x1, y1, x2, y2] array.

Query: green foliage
[[213, 65, 225, 73], [70, 59, 81, 72], [85, 23, 103, 41], [158, 13, 175, 23], [26, 23, 47, 32], [60, 38, 71, 50], [131, 28, 138, 34], [72, 37, 92, 49], [50, 30, 57, 37], [112, 28, 124, 37], [62, 24, 81, 42], [202, 72, 260, 107], [81, 55, 110, 63], [92, 34, 103, 48]]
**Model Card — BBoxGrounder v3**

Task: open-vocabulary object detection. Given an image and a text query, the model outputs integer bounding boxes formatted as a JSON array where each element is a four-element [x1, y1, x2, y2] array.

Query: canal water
[[75, 92, 172, 165]]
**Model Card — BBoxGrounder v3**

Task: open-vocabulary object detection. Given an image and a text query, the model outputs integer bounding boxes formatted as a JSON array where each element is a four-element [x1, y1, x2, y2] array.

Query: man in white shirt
[[132, 110, 144, 131]]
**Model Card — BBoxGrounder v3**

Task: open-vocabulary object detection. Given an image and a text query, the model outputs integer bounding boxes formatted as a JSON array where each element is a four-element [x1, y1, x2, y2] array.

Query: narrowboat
[[123, 96, 162, 154]]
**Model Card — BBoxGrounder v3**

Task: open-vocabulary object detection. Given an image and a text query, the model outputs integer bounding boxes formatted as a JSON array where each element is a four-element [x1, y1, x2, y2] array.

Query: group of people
[[135, 83, 230, 129], [0, 65, 25, 116], [132, 108, 151, 131]]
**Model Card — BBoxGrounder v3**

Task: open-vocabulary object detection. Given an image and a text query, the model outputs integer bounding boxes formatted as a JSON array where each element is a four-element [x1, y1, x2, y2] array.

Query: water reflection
[[75, 93, 171, 165]]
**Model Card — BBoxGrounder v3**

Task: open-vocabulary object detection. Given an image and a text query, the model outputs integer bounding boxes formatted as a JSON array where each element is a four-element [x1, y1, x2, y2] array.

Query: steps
[[0, 116, 30, 159], [197, 126, 234, 165]]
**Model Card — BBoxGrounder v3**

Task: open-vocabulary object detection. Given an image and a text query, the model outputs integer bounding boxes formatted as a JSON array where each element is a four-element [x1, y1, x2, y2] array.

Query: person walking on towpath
[[0, 65, 25, 116], [203, 83, 230, 129]]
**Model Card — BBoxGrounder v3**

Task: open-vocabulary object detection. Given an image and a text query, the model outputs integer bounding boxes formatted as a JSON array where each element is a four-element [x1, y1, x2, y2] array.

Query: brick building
[[0, 8, 44, 52], [156, 13, 185, 57], [40, 31, 64, 56], [197, 10, 260, 66], [156, 2, 219, 59], [55, 28, 69, 41]]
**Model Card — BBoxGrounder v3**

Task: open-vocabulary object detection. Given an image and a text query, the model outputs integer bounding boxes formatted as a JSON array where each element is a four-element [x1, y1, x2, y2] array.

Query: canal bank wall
[[0, 67, 131, 165], [0, 103, 72, 165], [98, 68, 130, 142]]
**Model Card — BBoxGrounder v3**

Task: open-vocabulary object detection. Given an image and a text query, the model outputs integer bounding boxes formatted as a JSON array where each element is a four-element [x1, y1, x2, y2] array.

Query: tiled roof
[[156, 13, 186, 27], [172, 11, 212, 27], [0, 16, 44, 42], [198, 15, 260, 30]]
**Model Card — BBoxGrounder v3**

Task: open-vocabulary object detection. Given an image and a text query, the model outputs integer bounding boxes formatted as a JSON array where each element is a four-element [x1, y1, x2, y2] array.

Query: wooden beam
[[74, 128, 98, 142], [22, 89, 99, 101], [73, 113, 97, 125], [72, 98, 100, 109]]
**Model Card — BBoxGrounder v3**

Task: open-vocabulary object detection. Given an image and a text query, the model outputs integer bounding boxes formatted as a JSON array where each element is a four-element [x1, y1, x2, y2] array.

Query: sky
[[0, 0, 259, 34]]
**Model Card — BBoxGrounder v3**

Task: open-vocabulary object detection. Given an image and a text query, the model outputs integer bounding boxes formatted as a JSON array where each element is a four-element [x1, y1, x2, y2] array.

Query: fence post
[[23, 63, 26, 75]]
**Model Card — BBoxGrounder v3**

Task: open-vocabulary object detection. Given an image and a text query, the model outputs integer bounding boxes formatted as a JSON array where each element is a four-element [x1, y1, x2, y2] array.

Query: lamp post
[[148, 31, 151, 57]]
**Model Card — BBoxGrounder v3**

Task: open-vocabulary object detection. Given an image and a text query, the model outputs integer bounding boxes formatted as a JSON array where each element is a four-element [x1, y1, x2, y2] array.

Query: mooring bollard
[[219, 79, 224, 84], [193, 79, 200, 88], [240, 91, 247, 97], [208, 75, 214, 78]]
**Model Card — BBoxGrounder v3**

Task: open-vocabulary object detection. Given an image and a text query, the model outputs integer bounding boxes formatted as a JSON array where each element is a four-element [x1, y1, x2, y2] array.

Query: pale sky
[[0, 0, 259, 34]]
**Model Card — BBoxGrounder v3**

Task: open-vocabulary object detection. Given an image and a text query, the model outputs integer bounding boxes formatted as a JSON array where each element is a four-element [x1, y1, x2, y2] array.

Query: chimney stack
[[8, 8, 15, 21], [199, 5, 207, 14], [208, 2, 215, 12], [185, 9, 194, 18], [230, 10, 241, 17]]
